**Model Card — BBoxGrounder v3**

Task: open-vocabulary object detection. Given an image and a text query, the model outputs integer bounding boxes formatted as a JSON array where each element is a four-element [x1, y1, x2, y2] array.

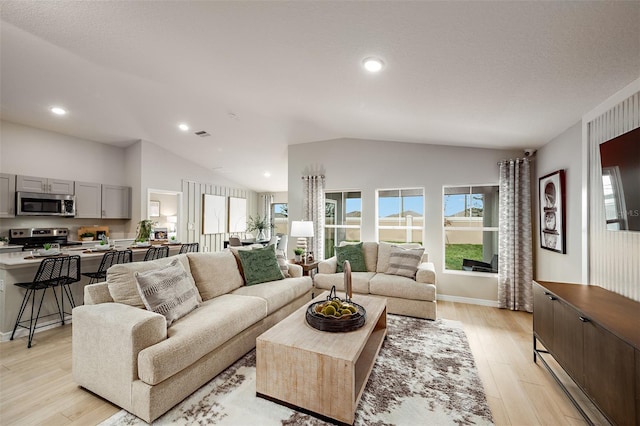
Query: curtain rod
[[497, 157, 532, 166], [301, 175, 325, 179]]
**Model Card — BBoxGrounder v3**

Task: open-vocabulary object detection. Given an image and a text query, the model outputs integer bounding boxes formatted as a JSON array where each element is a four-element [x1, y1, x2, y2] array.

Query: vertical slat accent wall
[[181, 179, 257, 252], [588, 91, 640, 301]]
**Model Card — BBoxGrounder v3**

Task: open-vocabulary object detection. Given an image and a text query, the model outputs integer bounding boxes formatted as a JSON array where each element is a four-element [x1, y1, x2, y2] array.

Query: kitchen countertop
[[0, 244, 23, 251], [0, 244, 183, 269]]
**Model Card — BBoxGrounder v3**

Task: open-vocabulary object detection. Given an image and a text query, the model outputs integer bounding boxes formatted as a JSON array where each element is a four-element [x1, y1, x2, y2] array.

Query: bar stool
[[82, 249, 133, 284], [11, 255, 81, 348], [144, 246, 169, 261], [178, 243, 199, 254]]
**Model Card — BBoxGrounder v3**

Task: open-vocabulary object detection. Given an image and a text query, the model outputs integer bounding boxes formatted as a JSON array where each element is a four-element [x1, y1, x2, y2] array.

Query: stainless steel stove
[[9, 228, 83, 251]]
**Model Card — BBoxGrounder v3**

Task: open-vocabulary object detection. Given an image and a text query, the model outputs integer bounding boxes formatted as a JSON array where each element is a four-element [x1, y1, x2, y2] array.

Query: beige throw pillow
[[386, 245, 425, 279], [135, 258, 200, 327], [276, 248, 291, 278]]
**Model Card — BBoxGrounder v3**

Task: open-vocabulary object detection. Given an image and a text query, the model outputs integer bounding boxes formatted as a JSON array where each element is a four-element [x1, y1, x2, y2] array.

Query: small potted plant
[[81, 232, 95, 241], [169, 235, 180, 244], [0, 236, 8, 247], [294, 247, 304, 263]]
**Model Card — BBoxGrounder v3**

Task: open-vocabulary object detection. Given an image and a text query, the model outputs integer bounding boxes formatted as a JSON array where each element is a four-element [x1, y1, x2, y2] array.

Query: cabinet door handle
[[579, 316, 590, 322]]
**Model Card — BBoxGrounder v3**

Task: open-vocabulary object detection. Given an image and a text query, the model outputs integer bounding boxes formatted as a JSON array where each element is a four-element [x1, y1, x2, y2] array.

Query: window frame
[[324, 190, 362, 258], [442, 184, 499, 276], [375, 187, 425, 244]]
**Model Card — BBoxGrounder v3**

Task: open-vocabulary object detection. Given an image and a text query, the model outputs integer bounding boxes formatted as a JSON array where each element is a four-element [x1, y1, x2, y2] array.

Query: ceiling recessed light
[[363, 57, 384, 73], [178, 123, 189, 131], [264, 171, 271, 178], [50, 106, 67, 115]]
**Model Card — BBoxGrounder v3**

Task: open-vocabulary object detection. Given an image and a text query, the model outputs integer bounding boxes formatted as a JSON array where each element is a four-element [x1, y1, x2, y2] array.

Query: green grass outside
[[445, 244, 483, 271]]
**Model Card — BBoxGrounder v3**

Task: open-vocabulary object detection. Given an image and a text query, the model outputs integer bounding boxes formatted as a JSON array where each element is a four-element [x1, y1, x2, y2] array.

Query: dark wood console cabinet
[[533, 281, 640, 426]]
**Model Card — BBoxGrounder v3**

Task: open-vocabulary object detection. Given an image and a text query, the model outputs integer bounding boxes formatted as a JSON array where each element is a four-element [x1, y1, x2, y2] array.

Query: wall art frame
[[202, 194, 226, 234], [539, 169, 566, 253]]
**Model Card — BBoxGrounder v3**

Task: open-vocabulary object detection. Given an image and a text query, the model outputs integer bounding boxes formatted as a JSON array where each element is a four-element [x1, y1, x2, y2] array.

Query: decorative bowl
[[38, 248, 60, 256], [135, 242, 151, 247], [94, 244, 110, 251]]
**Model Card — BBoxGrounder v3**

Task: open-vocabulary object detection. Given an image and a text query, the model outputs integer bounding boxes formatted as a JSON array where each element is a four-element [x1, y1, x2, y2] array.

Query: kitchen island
[[0, 244, 183, 342]]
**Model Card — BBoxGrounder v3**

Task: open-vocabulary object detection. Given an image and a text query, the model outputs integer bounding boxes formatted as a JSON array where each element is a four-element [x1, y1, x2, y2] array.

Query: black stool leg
[[11, 288, 33, 341], [27, 288, 48, 348]]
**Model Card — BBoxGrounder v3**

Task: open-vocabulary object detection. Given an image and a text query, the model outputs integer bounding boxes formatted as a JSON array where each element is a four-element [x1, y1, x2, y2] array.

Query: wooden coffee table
[[256, 292, 387, 425]]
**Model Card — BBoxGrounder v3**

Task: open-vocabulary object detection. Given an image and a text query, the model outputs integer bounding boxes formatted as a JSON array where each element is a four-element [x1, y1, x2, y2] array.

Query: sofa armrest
[[287, 263, 303, 278], [84, 282, 114, 305], [72, 303, 167, 409], [318, 257, 338, 274], [416, 262, 436, 285]]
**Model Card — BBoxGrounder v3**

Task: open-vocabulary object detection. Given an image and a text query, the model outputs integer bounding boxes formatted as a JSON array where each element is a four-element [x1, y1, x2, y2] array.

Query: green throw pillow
[[335, 242, 367, 272], [237, 245, 285, 286]]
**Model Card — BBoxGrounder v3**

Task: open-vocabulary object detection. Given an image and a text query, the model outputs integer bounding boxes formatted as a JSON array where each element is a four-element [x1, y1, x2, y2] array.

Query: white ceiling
[[1, 1, 639, 192]]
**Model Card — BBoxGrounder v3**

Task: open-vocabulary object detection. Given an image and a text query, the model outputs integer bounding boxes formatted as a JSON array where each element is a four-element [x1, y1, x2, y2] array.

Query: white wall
[[534, 122, 584, 284], [1, 120, 128, 185], [289, 138, 521, 303]]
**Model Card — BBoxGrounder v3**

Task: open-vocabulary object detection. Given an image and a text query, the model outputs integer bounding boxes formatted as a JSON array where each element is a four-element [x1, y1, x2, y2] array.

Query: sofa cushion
[[238, 245, 285, 286], [107, 255, 195, 309], [135, 258, 200, 327], [335, 243, 367, 272], [231, 276, 312, 315], [386, 245, 425, 279], [376, 242, 424, 273], [137, 294, 267, 386], [276, 248, 291, 278], [314, 272, 374, 294], [369, 273, 436, 301], [187, 252, 244, 300]]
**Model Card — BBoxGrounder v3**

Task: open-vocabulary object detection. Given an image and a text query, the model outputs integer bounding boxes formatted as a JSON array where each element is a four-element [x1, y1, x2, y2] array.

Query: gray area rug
[[100, 316, 493, 425]]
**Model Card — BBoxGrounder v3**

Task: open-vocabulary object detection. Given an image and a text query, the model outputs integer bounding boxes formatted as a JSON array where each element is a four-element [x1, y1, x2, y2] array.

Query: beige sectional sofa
[[72, 251, 312, 422], [314, 242, 437, 319]]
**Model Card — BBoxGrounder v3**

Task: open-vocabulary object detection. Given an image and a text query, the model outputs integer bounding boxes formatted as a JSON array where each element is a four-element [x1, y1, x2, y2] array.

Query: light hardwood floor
[[0, 301, 607, 425]]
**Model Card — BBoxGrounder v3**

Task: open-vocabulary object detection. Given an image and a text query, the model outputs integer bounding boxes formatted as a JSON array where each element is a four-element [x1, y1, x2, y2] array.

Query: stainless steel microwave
[[16, 192, 76, 216]]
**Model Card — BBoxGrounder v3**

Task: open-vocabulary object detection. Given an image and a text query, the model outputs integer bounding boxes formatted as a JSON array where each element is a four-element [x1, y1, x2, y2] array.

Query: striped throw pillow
[[276, 248, 291, 278], [386, 245, 425, 279], [135, 258, 200, 327]]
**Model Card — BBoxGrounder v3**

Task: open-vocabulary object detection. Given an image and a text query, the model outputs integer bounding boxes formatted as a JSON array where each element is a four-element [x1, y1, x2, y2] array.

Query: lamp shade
[[290, 220, 314, 237]]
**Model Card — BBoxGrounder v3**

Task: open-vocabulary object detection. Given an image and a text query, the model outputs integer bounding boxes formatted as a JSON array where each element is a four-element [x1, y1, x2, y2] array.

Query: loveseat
[[72, 250, 312, 422], [314, 242, 437, 319]]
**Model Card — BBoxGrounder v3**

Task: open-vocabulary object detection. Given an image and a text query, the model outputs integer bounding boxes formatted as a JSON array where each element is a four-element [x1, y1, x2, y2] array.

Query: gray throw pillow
[[335, 242, 367, 272], [237, 245, 285, 286], [135, 258, 200, 327], [386, 245, 425, 279]]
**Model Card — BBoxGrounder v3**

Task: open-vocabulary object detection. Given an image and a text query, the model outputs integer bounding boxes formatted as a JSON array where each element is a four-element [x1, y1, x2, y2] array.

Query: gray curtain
[[498, 158, 533, 312], [302, 175, 325, 261]]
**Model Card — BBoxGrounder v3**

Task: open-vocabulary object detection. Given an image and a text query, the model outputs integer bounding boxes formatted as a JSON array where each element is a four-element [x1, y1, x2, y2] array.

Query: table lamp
[[290, 220, 314, 262]]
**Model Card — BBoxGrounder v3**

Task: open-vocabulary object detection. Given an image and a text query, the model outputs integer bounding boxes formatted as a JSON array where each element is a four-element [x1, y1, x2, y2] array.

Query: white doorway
[[147, 189, 183, 241]]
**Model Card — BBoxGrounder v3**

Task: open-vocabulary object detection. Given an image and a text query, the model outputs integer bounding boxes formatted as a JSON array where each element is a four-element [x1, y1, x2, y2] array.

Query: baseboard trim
[[437, 294, 500, 308], [0, 315, 73, 342]]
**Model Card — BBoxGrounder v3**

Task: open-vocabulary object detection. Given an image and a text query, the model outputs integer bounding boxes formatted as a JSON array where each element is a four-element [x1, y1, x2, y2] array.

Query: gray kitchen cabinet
[[102, 185, 131, 219], [16, 175, 74, 194], [75, 181, 102, 218], [0, 173, 16, 217]]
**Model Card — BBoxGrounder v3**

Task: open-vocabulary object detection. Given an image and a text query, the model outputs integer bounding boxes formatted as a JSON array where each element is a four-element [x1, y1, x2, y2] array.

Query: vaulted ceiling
[[1, 1, 638, 192]]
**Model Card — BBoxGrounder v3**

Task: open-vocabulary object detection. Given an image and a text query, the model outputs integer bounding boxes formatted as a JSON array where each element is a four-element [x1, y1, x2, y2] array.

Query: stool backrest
[[34, 255, 81, 284], [179, 243, 199, 254], [98, 250, 133, 273], [228, 237, 242, 247], [144, 246, 169, 261]]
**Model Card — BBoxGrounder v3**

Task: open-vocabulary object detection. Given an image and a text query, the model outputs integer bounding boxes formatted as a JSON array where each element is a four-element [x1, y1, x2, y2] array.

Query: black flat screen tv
[[599, 126, 640, 231]]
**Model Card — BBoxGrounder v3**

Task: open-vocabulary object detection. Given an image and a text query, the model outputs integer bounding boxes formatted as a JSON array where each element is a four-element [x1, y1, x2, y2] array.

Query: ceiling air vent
[[194, 130, 211, 137]]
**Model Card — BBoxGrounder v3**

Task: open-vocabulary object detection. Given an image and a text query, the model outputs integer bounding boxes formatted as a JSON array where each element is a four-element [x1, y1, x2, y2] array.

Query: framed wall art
[[149, 200, 160, 217], [228, 197, 247, 233], [539, 169, 566, 253], [202, 194, 226, 234]]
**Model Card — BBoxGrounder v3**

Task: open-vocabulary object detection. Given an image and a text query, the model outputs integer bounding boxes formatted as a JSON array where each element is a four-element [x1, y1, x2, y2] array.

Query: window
[[444, 185, 499, 273], [602, 167, 627, 230], [271, 203, 288, 235], [325, 191, 362, 258], [377, 188, 424, 244]]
